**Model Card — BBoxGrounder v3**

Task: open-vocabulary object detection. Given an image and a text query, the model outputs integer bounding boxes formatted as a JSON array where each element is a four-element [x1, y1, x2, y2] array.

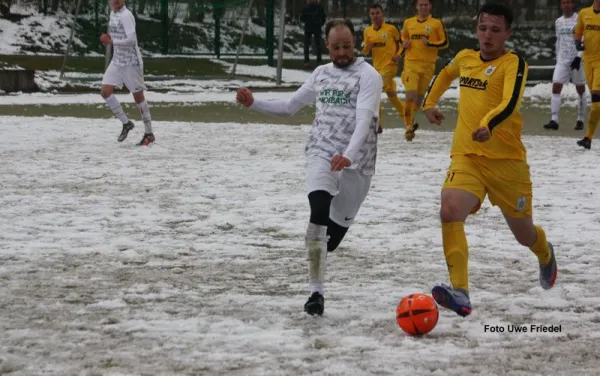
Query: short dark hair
[[325, 18, 355, 39], [369, 3, 383, 11], [478, 2, 514, 28]]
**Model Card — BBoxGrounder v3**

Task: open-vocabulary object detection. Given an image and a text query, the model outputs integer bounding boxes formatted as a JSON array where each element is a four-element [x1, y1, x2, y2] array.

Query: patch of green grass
[[0, 101, 583, 138], [0, 55, 229, 76]]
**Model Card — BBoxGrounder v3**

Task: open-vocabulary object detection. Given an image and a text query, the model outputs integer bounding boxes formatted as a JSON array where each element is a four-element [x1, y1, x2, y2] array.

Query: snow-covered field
[[1, 112, 599, 374], [0, 74, 590, 109], [33, 61, 313, 92]]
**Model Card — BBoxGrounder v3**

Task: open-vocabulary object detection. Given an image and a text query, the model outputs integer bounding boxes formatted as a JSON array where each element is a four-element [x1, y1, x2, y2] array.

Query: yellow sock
[[442, 222, 469, 292], [585, 101, 600, 139], [530, 226, 551, 265], [388, 96, 405, 121], [404, 101, 415, 131]]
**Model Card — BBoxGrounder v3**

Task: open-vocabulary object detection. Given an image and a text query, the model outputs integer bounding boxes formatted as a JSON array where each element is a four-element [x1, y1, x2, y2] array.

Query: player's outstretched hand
[[236, 87, 254, 107], [403, 40, 411, 49], [331, 154, 351, 171], [472, 126, 490, 142], [424, 108, 445, 125], [100, 33, 112, 45]]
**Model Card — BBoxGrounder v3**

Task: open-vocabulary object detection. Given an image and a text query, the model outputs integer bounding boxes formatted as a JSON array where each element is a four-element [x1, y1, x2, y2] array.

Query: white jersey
[[555, 13, 579, 64], [109, 6, 143, 66], [303, 58, 381, 175]]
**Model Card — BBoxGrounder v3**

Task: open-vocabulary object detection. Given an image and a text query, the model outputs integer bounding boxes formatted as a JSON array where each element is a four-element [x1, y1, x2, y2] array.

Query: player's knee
[[439, 200, 464, 223], [133, 91, 145, 103], [308, 190, 333, 226], [100, 87, 112, 98], [551, 84, 562, 95], [327, 219, 349, 252]]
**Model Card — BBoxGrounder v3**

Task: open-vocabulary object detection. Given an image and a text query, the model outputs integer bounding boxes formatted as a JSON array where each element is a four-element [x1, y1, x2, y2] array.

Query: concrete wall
[[0, 70, 39, 93]]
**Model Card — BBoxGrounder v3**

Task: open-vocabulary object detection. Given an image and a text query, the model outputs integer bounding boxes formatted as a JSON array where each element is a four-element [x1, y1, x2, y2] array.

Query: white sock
[[104, 95, 129, 124], [306, 223, 327, 296], [551, 93, 561, 122], [136, 100, 153, 133], [578, 93, 587, 122]]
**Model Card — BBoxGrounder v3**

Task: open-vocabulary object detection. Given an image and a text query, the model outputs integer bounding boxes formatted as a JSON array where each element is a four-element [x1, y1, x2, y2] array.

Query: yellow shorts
[[380, 69, 398, 93], [442, 154, 533, 217], [401, 61, 436, 96], [584, 59, 600, 92]]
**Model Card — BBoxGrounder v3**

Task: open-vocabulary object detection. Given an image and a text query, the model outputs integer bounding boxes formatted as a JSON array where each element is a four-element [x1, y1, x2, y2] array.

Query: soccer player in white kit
[[100, 0, 155, 146], [543, 0, 587, 131], [236, 18, 383, 316]]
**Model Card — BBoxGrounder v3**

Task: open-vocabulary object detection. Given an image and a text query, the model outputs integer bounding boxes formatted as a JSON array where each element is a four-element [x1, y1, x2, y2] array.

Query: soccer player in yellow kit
[[422, 3, 557, 317], [362, 4, 405, 134], [401, 0, 448, 141], [574, 0, 600, 149]]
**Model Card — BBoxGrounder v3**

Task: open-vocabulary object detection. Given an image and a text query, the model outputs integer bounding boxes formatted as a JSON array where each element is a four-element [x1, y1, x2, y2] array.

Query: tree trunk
[[525, 0, 535, 21], [0, 0, 11, 16], [187, 0, 204, 22], [138, 0, 146, 14]]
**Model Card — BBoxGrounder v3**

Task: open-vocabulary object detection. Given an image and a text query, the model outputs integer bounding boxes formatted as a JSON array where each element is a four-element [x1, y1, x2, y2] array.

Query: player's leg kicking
[[304, 156, 371, 316]]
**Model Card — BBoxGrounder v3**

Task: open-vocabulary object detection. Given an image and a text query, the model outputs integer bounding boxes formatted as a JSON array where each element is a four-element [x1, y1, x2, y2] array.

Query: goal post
[[275, 0, 285, 85], [228, 0, 286, 85], [59, 0, 84, 80], [230, 0, 254, 78]]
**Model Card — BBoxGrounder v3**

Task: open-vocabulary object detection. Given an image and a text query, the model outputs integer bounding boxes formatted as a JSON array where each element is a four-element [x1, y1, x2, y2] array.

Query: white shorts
[[102, 63, 147, 93], [306, 155, 372, 227], [553, 62, 586, 86]]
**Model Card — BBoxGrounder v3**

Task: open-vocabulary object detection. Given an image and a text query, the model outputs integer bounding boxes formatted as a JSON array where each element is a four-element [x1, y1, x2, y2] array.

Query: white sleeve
[[575, 14, 583, 57], [343, 108, 374, 164], [250, 73, 317, 116], [356, 68, 383, 112], [342, 68, 382, 163], [112, 32, 138, 46], [121, 12, 137, 37], [555, 20, 560, 58]]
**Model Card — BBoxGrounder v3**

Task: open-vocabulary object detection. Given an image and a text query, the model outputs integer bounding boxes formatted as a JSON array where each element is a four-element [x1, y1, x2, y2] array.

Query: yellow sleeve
[[401, 20, 409, 43], [480, 55, 528, 132], [574, 10, 584, 39], [393, 26, 403, 56], [361, 28, 370, 56], [423, 54, 461, 110], [428, 20, 448, 49]]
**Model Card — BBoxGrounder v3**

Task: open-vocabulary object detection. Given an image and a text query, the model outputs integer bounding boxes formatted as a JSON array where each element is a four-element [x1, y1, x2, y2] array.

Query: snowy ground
[[0, 78, 591, 113], [1, 115, 600, 375]]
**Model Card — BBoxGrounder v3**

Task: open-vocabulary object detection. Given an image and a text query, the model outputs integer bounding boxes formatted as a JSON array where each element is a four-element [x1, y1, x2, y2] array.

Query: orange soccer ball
[[396, 293, 439, 336]]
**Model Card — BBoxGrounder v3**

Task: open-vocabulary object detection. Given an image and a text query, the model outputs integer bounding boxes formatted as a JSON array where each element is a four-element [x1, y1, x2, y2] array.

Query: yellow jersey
[[574, 6, 600, 63], [423, 49, 528, 160], [401, 14, 448, 63], [361, 22, 402, 74]]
